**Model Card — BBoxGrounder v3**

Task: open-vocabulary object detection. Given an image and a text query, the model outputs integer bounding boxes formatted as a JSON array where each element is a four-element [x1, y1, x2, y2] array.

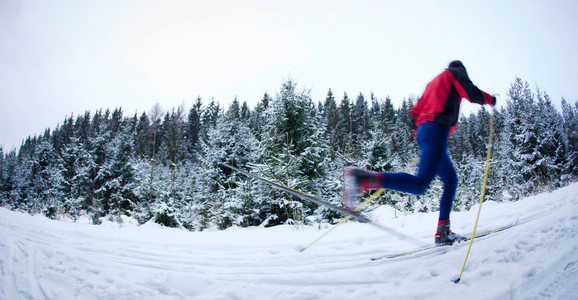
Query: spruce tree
[[323, 89, 340, 159], [249, 93, 272, 141], [561, 98, 578, 176], [535, 90, 571, 188], [185, 97, 203, 161], [197, 106, 261, 229]]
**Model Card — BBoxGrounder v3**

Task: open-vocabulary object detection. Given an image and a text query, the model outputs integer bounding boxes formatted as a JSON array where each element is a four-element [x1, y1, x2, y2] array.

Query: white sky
[[1, 0, 577, 151]]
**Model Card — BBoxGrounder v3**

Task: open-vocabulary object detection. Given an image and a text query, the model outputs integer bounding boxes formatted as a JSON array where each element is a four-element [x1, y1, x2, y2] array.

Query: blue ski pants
[[380, 122, 458, 221]]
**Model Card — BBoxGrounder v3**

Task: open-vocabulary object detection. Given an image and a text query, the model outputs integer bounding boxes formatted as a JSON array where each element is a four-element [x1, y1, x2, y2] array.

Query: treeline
[[0, 78, 577, 230]]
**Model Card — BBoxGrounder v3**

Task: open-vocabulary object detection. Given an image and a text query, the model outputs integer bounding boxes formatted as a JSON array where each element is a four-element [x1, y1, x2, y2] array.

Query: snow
[[1, 183, 578, 299]]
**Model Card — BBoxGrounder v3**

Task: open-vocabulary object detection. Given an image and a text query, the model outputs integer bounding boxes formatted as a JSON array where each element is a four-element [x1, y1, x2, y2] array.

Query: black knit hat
[[448, 60, 467, 73]]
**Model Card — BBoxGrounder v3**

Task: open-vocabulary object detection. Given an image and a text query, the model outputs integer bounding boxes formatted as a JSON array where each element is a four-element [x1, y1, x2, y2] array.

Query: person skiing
[[343, 60, 496, 245]]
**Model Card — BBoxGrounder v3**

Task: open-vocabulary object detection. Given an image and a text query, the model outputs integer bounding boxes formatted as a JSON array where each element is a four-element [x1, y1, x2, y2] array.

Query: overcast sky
[[1, 0, 577, 151]]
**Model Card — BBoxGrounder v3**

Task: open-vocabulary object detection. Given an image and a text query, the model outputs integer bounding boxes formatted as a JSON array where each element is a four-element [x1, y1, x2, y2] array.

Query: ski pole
[[454, 107, 495, 283]]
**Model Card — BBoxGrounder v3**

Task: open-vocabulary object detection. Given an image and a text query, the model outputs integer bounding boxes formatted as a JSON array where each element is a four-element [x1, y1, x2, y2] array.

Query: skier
[[343, 60, 496, 245]]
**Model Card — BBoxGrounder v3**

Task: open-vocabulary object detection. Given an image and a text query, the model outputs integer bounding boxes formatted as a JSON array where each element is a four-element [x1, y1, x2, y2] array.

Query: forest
[[1, 77, 577, 230]]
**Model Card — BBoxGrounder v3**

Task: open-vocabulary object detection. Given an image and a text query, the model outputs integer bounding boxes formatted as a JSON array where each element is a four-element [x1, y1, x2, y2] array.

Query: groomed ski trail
[[1, 183, 577, 299], [370, 220, 518, 261]]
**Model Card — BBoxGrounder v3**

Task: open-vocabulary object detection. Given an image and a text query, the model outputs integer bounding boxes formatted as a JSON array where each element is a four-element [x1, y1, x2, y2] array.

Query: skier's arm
[[449, 68, 496, 106]]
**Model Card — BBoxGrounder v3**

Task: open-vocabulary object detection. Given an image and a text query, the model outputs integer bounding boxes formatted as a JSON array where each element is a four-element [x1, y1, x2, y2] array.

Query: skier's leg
[[380, 122, 448, 195], [434, 152, 465, 244], [436, 152, 458, 221]]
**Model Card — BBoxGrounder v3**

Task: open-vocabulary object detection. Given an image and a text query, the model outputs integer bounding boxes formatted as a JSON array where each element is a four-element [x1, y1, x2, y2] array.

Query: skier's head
[[448, 60, 467, 74]]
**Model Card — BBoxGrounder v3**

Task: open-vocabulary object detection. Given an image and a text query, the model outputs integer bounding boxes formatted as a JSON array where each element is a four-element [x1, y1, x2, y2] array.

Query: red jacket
[[411, 67, 495, 136]]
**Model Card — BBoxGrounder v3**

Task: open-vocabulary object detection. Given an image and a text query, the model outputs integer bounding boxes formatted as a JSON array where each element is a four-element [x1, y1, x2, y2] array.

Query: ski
[[220, 163, 370, 222], [219, 163, 424, 243], [371, 220, 518, 261]]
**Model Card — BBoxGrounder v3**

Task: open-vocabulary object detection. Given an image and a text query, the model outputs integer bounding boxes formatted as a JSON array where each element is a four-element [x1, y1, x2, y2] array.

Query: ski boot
[[343, 167, 383, 210], [435, 220, 466, 245]]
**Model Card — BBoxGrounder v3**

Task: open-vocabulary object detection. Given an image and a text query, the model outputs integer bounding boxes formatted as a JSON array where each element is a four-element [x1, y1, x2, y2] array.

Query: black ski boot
[[435, 220, 466, 245]]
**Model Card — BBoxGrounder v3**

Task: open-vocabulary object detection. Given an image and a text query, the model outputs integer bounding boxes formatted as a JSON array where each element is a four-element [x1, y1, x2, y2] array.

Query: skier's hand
[[491, 94, 499, 106]]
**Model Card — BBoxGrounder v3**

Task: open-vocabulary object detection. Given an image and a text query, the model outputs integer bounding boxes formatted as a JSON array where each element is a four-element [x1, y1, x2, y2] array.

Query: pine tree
[[249, 93, 272, 141], [380, 96, 396, 134], [227, 97, 241, 121], [35, 137, 65, 218], [323, 89, 340, 159], [501, 78, 538, 197], [0, 149, 17, 207], [351, 92, 370, 155], [75, 111, 92, 144], [535, 90, 571, 188], [240, 101, 251, 121], [134, 112, 151, 158], [162, 105, 187, 164], [185, 97, 203, 161], [561, 98, 578, 176], [197, 110, 261, 229], [252, 80, 326, 226], [338, 92, 353, 160], [202, 99, 221, 134], [105, 129, 137, 222]]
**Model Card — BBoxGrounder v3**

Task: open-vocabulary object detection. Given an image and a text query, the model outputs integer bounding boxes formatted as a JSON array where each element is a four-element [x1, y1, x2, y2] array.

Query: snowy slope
[[1, 183, 578, 300]]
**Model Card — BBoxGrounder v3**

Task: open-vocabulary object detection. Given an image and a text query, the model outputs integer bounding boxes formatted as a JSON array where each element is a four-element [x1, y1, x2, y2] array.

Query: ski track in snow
[[1, 183, 578, 299]]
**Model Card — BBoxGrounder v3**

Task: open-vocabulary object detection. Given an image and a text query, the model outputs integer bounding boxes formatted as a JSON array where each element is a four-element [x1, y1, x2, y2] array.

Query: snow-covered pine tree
[[323, 89, 340, 160], [105, 128, 137, 223], [501, 78, 540, 198], [130, 157, 154, 224], [86, 109, 118, 224], [297, 108, 336, 223], [33, 136, 65, 218], [134, 112, 151, 158], [201, 99, 221, 135], [148, 162, 180, 227], [60, 136, 92, 220], [561, 98, 578, 177], [499, 78, 572, 197], [379, 96, 396, 134], [185, 97, 203, 161], [197, 100, 261, 229], [252, 80, 330, 226], [172, 161, 205, 231], [534, 90, 572, 189], [0, 148, 18, 207], [146, 105, 193, 228], [338, 92, 353, 162], [248, 93, 272, 141], [240, 100, 251, 121], [351, 92, 370, 158]]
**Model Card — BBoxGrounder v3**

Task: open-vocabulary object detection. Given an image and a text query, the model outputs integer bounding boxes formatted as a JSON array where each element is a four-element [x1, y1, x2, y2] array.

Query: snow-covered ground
[[1, 183, 578, 300]]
